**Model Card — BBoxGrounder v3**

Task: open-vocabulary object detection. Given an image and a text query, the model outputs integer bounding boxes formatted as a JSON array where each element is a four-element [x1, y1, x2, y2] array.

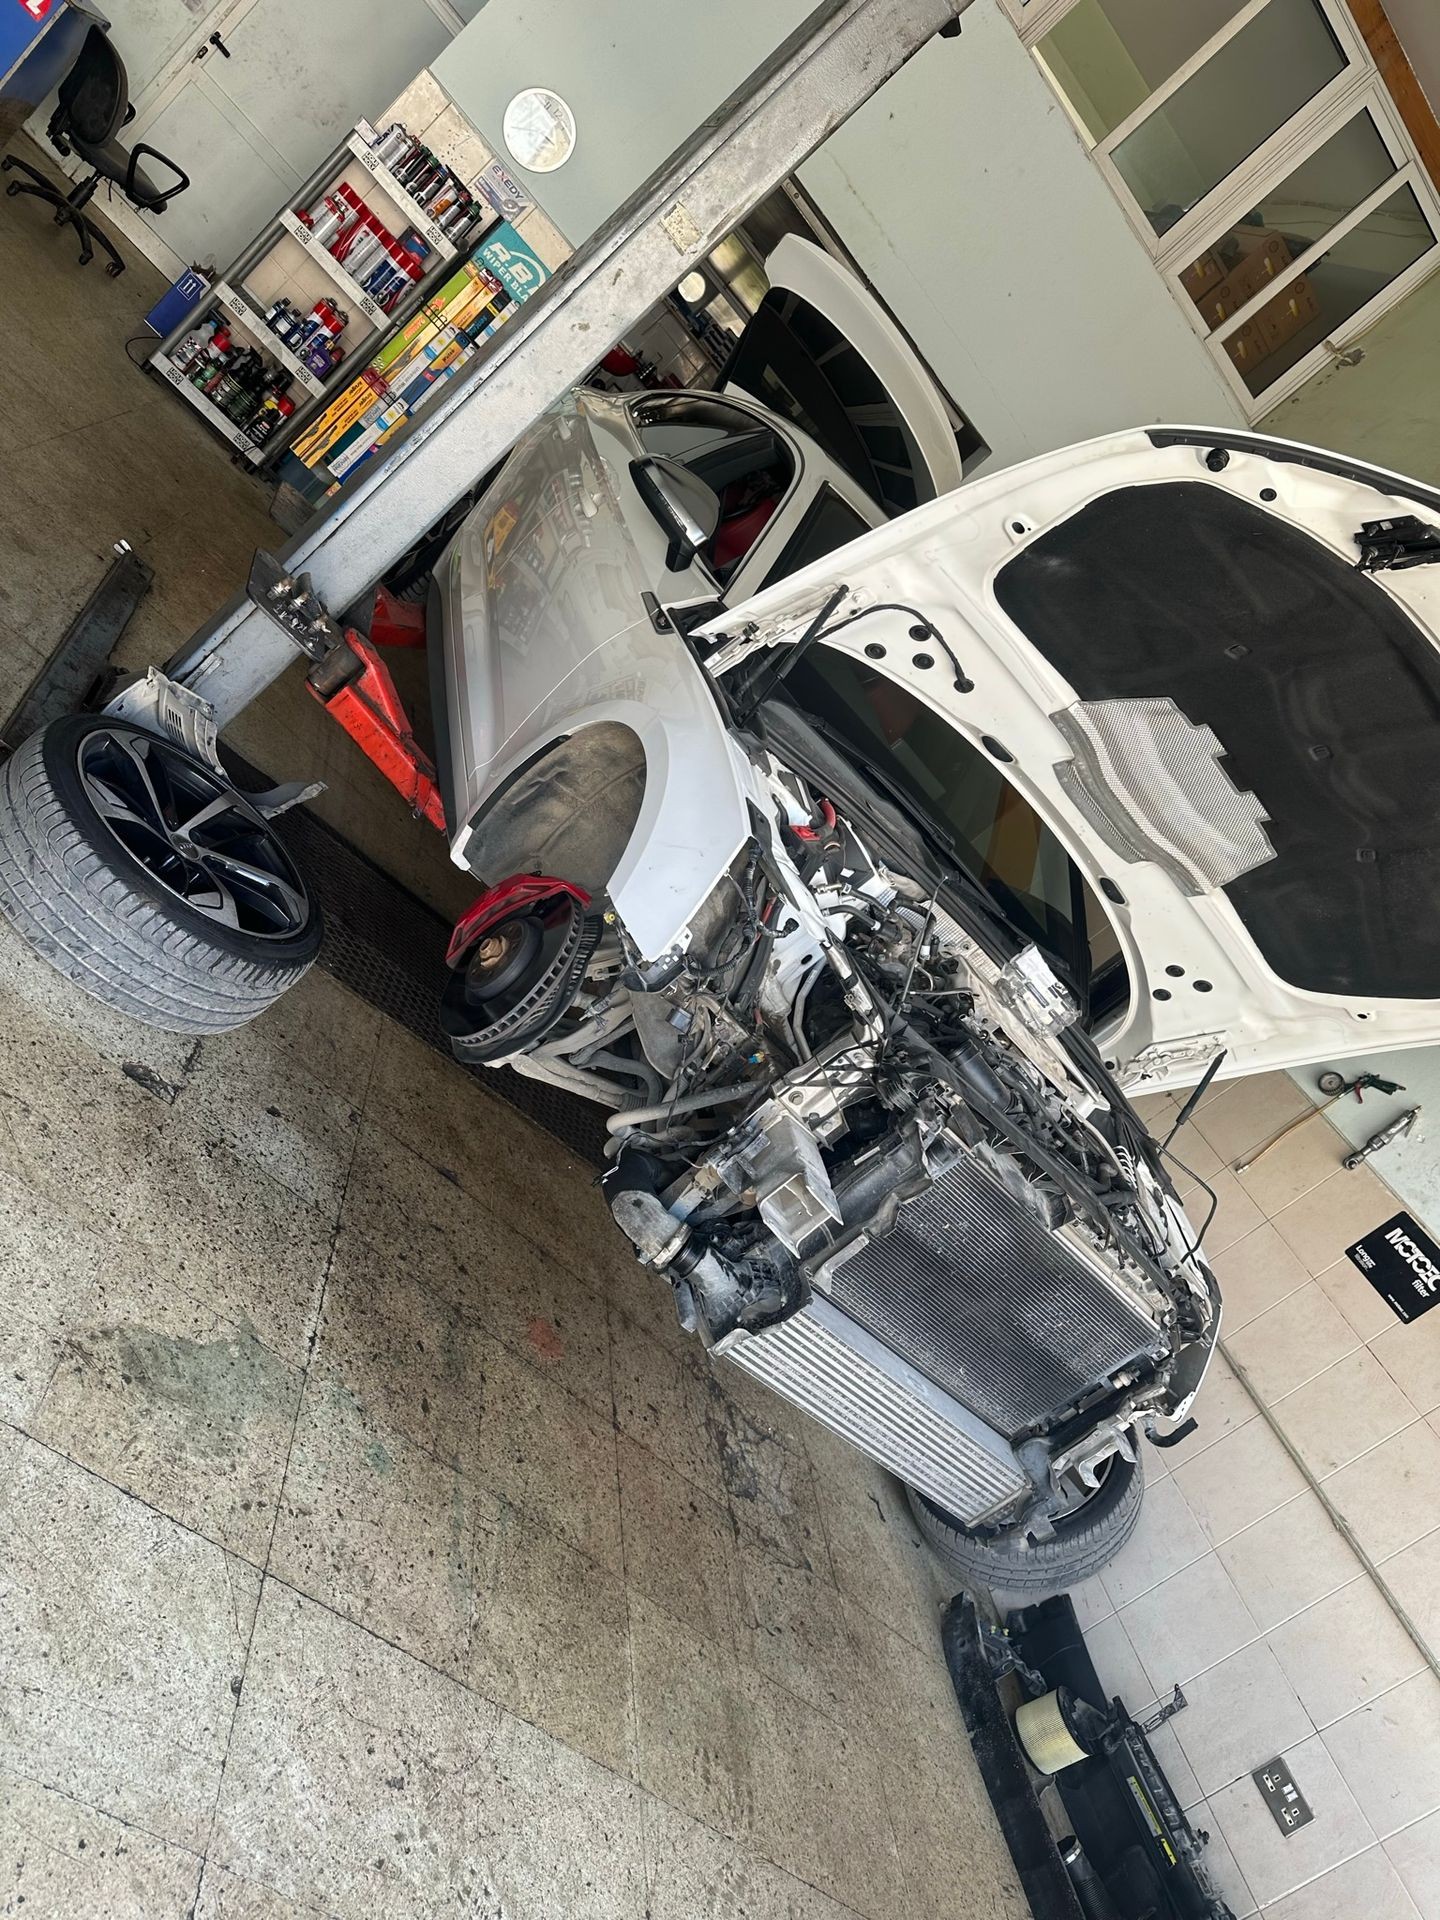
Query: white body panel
[[703, 427, 1440, 1088], [443, 396, 758, 961]]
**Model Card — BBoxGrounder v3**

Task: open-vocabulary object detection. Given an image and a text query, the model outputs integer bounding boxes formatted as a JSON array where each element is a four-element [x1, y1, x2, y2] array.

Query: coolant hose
[[579, 1048, 664, 1105], [604, 1081, 756, 1135]]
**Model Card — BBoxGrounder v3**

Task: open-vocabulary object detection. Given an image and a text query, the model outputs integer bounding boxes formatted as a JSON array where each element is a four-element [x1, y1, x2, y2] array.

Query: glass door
[[1161, 89, 1440, 409], [1101, 0, 1351, 235], [1031, 0, 1253, 145], [1005, 0, 1440, 419]]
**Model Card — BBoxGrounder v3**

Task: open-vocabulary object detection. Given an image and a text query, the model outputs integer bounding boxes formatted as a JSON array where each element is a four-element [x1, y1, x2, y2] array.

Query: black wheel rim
[[1051, 1453, 1120, 1524], [77, 726, 311, 941]]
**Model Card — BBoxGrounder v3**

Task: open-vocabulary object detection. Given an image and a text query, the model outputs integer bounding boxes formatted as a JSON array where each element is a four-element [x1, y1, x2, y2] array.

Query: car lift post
[[106, 0, 971, 738]]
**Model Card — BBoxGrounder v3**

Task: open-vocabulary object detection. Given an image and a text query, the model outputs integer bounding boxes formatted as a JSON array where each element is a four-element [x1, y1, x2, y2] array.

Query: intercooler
[[718, 1151, 1165, 1525], [718, 1295, 1033, 1524]]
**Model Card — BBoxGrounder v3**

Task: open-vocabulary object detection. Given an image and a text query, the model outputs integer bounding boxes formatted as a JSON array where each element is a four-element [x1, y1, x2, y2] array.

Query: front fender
[[456, 621, 753, 961]]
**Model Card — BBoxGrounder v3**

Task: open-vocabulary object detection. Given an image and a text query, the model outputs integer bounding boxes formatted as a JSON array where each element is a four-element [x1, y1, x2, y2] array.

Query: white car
[[422, 240, 1440, 1587], [5, 239, 1438, 1589]]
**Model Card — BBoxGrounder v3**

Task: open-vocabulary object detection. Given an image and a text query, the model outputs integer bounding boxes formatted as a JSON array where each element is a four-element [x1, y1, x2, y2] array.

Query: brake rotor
[[440, 888, 601, 1065]]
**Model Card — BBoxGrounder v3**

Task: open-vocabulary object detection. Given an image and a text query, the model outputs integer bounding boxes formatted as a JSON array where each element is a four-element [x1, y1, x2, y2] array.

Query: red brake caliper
[[446, 874, 592, 969]]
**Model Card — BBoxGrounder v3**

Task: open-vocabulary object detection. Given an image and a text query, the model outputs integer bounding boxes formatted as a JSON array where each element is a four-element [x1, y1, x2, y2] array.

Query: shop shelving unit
[[149, 126, 495, 468]]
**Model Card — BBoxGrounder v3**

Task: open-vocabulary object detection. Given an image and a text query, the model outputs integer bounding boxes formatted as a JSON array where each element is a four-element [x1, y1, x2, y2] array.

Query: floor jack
[[1234, 1069, 1406, 1174]]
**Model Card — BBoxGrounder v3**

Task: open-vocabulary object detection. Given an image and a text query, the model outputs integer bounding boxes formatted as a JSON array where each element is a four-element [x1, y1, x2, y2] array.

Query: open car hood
[[702, 426, 1440, 1089]]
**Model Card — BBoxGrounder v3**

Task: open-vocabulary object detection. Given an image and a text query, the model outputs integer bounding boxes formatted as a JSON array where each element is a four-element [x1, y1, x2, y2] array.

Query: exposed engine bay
[[440, 745, 1220, 1547]]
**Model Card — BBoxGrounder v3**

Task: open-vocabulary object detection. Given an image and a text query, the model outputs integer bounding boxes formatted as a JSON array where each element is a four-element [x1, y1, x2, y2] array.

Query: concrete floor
[[0, 155, 1028, 1917], [0, 137, 470, 923]]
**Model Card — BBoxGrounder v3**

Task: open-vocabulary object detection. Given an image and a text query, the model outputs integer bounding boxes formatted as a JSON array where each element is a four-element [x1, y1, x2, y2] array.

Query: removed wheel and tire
[[0, 713, 321, 1033], [906, 1452, 1144, 1594]]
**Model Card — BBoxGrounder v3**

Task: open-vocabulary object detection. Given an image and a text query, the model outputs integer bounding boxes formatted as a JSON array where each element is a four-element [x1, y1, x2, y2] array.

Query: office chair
[[2, 26, 189, 276]]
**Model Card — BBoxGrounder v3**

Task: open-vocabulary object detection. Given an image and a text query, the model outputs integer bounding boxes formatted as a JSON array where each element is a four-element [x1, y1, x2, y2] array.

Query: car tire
[[906, 1453, 1144, 1594], [0, 712, 321, 1034]]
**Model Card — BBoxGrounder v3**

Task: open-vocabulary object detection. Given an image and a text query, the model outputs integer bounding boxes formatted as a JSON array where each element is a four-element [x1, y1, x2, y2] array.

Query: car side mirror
[[631, 457, 721, 573]]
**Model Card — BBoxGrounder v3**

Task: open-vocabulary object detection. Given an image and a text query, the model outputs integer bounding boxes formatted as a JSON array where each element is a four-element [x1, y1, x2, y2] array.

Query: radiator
[[822, 1151, 1165, 1439], [718, 1294, 1031, 1525]]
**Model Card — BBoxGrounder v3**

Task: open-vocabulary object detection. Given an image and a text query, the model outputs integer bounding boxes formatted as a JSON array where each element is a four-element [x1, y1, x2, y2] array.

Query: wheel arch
[[455, 670, 753, 961]]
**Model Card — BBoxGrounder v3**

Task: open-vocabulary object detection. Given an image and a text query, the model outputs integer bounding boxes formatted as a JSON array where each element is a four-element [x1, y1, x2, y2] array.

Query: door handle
[[194, 30, 231, 60]]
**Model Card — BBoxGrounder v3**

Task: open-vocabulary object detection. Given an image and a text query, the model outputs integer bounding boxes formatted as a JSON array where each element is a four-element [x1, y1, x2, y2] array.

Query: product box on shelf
[[290, 367, 389, 469], [272, 219, 548, 499], [328, 400, 411, 482], [371, 307, 446, 378]]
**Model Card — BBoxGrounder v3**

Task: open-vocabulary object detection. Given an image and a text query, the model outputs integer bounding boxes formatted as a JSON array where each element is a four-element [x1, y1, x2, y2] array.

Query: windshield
[[775, 644, 1117, 1004]]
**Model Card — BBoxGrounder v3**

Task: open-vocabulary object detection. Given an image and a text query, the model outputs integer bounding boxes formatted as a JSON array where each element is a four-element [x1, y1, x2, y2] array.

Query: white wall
[[795, 4, 1244, 467], [430, 0, 820, 248], [1261, 264, 1440, 489], [432, 0, 1243, 471]]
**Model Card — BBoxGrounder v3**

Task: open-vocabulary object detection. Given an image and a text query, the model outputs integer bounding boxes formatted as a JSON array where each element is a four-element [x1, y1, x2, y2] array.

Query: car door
[[623, 226, 971, 614], [623, 388, 887, 614]]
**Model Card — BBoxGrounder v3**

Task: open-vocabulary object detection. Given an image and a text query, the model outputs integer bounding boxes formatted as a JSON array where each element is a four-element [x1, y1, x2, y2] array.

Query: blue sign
[[0, 1, 52, 87], [473, 221, 550, 305]]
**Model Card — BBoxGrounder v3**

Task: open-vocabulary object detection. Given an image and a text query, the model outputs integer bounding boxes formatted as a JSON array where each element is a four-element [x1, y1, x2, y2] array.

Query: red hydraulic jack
[[246, 555, 445, 832]]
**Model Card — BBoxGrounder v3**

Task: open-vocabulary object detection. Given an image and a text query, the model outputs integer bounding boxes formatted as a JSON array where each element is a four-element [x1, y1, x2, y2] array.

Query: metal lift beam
[[122, 0, 970, 732]]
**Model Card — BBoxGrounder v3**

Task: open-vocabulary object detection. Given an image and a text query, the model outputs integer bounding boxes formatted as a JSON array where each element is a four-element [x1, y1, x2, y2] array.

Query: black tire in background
[[0, 712, 321, 1034], [907, 1452, 1144, 1594]]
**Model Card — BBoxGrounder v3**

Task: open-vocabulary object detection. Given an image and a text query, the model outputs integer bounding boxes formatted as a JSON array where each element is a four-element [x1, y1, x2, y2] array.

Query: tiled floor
[[1086, 1074, 1440, 1920], [0, 912, 1030, 1918]]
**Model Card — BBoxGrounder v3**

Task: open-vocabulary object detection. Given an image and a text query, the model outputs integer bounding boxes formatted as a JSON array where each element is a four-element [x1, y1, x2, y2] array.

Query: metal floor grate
[[227, 754, 610, 1165]]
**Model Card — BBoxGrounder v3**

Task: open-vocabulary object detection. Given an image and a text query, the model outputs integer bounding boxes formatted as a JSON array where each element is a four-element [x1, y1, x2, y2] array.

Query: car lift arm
[[245, 552, 447, 830], [108, 0, 971, 736]]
